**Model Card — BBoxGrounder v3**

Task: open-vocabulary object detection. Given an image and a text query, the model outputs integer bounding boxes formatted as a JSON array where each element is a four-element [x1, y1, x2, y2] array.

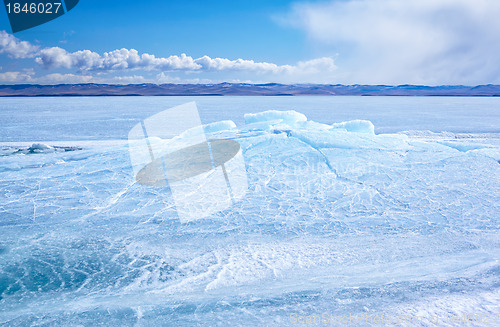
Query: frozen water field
[[0, 96, 499, 326]]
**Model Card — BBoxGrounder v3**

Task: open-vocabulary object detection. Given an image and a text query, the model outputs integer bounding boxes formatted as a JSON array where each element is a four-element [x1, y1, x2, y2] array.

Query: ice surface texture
[[1, 110, 499, 326]]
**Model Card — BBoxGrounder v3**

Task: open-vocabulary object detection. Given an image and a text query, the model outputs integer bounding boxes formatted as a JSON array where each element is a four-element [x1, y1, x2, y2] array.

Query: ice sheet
[[1, 105, 499, 326]]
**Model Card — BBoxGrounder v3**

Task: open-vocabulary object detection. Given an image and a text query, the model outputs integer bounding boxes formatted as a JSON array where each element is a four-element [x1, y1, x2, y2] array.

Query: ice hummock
[[331, 119, 375, 134], [203, 120, 237, 134], [244, 110, 307, 126], [28, 143, 54, 153], [1, 109, 499, 326]]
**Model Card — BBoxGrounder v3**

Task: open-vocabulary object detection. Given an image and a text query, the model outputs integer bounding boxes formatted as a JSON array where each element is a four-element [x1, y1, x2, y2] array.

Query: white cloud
[[0, 71, 34, 82], [155, 72, 215, 84], [194, 56, 288, 73], [0, 71, 94, 84], [35, 73, 93, 84], [287, 0, 500, 84], [0, 31, 39, 58], [292, 57, 337, 75], [34, 45, 336, 77], [108, 75, 147, 84], [0, 30, 337, 83]]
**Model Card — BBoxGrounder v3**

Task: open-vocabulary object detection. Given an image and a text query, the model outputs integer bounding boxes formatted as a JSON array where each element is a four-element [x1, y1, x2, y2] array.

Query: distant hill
[[0, 83, 499, 96]]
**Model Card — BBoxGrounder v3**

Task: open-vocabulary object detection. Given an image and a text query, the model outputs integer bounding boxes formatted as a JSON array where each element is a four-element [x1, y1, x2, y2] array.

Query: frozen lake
[[0, 96, 499, 326], [1, 96, 500, 142]]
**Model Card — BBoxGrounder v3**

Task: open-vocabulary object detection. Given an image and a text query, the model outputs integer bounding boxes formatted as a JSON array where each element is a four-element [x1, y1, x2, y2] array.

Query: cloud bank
[[287, 0, 500, 84], [34, 47, 335, 75], [0, 31, 336, 84]]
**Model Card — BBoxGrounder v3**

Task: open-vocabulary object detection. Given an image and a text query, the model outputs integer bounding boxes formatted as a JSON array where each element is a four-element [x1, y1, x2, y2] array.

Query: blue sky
[[1, 0, 500, 85], [2, 0, 305, 61]]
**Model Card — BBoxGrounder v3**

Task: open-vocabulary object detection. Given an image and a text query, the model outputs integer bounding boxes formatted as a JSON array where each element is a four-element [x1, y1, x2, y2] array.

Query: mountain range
[[0, 83, 499, 96]]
